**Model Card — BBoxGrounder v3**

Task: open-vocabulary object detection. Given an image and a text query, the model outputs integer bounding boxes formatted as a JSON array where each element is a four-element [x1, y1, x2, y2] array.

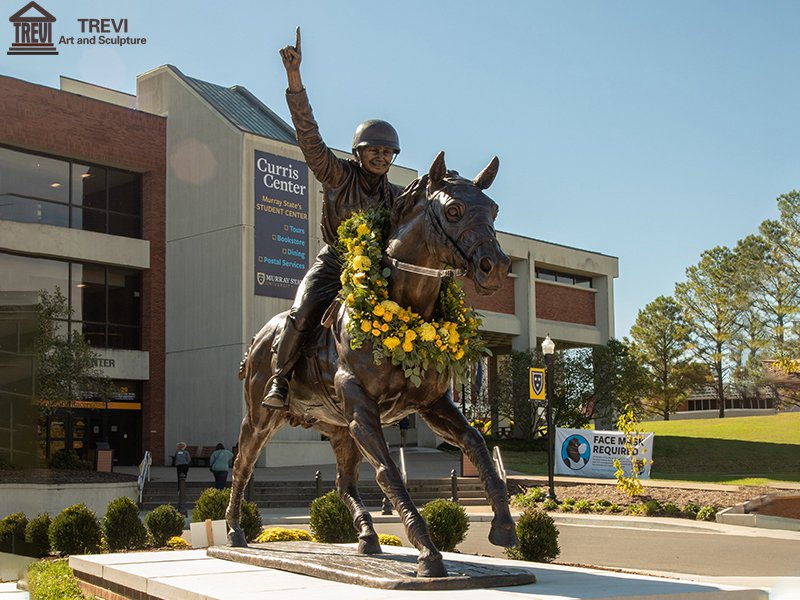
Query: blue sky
[[3, 1, 798, 338]]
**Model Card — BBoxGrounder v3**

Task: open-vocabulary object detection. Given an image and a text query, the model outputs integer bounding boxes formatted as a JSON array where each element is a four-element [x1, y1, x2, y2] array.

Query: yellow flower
[[402, 341, 414, 353], [419, 323, 436, 341], [404, 330, 417, 342], [382, 312, 393, 322], [383, 336, 401, 350], [356, 223, 370, 236], [353, 272, 367, 287], [346, 293, 355, 306], [360, 320, 372, 333], [455, 349, 465, 360], [353, 255, 371, 271], [372, 304, 386, 317], [380, 300, 400, 313], [449, 330, 460, 345], [380, 323, 389, 332], [372, 320, 382, 328], [372, 329, 381, 336], [353, 246, 364, 256]]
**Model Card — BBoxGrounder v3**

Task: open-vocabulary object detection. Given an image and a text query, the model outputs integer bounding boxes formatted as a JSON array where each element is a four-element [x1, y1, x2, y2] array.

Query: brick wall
[[535, 281, 595, 326], [0, 76, 167, 464], [461, 275, 515, 314]]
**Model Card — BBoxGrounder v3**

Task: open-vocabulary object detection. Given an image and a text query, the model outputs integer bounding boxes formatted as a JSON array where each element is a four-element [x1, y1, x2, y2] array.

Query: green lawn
[[501, 412, 800, 485]]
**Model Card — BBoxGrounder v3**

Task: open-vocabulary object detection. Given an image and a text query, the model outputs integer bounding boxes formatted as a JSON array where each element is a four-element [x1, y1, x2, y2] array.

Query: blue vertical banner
[[254, 151, 309, 299]]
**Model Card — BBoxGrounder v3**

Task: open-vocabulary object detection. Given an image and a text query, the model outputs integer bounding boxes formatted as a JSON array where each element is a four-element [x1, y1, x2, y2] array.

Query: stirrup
[[262, 375, 290, 410]]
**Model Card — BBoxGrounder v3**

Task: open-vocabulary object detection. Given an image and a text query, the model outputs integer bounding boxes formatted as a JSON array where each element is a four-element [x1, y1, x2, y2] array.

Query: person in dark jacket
[[263, 27, 403, 409], [174, 442, 191, 483]]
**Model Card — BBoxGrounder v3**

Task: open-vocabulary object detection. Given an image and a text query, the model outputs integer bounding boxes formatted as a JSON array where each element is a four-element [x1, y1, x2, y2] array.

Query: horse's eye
[[446, 203, 463, 221]]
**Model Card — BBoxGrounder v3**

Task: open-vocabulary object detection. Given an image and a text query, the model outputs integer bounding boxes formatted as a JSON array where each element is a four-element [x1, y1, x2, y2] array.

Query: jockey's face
[[356, 146, 395, 176]]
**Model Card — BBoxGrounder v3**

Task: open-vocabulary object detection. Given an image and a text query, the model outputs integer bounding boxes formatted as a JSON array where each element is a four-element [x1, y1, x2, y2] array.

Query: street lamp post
[[541, 335, 557, 501]]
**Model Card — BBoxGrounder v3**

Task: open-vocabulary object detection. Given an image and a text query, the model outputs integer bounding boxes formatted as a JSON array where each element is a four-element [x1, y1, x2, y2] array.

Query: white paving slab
[[71, 548, 768, 600], [0, 582, 27, 600]]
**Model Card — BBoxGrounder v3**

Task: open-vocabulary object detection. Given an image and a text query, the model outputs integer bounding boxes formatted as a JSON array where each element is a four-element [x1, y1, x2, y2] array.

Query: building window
[[0, 252, 141, 350], [536, 268, 592, 288], [0, 146, 142, 238]]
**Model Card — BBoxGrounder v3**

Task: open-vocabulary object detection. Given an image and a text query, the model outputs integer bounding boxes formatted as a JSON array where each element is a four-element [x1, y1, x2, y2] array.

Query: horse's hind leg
[[226, 375, 287, 547], [418, 391, 518, 548], [316, 422, 381, 554]]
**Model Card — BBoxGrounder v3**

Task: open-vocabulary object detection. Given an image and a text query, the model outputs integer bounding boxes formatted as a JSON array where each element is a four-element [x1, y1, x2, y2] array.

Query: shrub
[[192, 488, 261, 542], [642, 500, 662, 516], [561, 497, 575, 506], [49, 449, 91, 470], [560, 503, 573, 512], [27, 558, 90, 600], [682, 502, 701, 518], [49, 504, 101, 556], [663, 502, 681, 517], [506, 508, 560, 563], [511, 487, 546, 509], [0, 512, 28, 543], [309, 491, 357, 544], [378, 533, 402, 547], [255, 527, 313, 543], [573, 499, 591, 513], [25, 514, 52, 557], [627, 503, 646, 516], [593, 499, 611, 513], [420, 499, 469, 552], [103, 496, 147, 551], [608, 503, 623, 513], [542, 499, 558, 511], [696, 505, 718, 522], [167, 536, 190, 549], [144, 504, 185, 547]]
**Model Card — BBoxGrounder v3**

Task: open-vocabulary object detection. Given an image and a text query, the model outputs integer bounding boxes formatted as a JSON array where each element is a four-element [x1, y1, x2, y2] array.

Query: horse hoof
[[228, 528, 248, 548], [358, 534, 382, 555], [417, 557, 448, 578], [489, 518, 518, 548]]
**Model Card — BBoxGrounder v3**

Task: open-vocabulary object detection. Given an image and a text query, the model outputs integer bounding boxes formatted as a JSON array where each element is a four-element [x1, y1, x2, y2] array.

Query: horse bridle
[[385, 184, 496, 279]]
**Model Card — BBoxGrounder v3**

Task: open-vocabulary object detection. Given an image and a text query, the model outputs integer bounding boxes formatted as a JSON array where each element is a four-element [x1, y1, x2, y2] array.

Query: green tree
[[629, 296, 708, 420], [589, 338, 649, 428], [675, 247, 746, 418], [35, 288, 115, 413]]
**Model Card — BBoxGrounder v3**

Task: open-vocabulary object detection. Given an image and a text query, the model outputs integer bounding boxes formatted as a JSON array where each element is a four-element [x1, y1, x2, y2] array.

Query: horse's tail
[[238, 336, 255, 380]]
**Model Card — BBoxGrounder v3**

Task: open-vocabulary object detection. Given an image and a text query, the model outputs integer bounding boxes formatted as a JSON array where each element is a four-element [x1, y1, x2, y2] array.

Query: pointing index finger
[[295, 27, 301, 52]]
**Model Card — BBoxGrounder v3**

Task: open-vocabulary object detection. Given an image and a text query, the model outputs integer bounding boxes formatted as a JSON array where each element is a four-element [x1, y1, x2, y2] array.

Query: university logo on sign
[[257, 272, 266, 286], [529, 367, 545, 400], [8, 1, 58, 55]]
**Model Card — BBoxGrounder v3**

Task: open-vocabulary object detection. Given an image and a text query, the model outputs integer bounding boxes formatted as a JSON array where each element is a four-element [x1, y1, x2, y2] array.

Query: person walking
[[174, 442, 191, 483], [209, 443, 234, 490]]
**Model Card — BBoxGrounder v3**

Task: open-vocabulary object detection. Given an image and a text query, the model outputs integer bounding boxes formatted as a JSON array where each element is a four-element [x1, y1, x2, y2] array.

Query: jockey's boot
[[262, 319, 303, 410]]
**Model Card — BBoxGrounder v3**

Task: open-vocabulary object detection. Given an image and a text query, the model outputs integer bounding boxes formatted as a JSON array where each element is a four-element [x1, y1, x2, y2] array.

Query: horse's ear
[[473, 156, 500, 190], [428, 151, 447, 191]]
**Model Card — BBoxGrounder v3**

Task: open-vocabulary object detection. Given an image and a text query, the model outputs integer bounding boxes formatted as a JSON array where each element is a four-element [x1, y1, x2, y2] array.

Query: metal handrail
[[492, 445, 506, 484], [399, 446, 407, 484], [137, 450, 152, 505]]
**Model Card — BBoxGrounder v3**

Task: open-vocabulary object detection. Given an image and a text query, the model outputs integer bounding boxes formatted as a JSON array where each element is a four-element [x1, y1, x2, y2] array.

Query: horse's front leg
[[336, 374, 447, 578], [314, 422, 381, 554], [418, 391, 518, 548]]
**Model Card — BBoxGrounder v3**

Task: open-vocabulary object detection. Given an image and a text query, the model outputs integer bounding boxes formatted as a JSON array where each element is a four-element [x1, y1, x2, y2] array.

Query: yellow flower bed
[[255, 527, 314, 543], [337, 208, 488, 386], [166, 536, 189, 549], [378, 533, 403, 547]]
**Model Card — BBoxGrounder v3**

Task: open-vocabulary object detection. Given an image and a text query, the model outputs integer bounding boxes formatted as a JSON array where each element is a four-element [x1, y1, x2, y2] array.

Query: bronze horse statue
[[227, 151, 515, 577]]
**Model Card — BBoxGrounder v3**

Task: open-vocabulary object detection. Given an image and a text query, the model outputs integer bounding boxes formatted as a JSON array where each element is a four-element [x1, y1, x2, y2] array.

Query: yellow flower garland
[[337, 208, 489, 386]]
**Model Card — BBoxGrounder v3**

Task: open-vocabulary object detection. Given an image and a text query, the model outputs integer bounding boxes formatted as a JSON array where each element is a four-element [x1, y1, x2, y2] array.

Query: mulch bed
[[0, 469, 137, 484]]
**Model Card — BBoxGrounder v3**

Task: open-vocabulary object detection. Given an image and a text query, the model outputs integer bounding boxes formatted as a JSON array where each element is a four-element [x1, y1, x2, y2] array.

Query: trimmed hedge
[[192, 488, 262, 543], [144, 504, 186, 547], [506, 508, 560, 563], [25, 514, 52, 557], [49, 504, 101, 556], [103, 496, 147, 551], [420, 499, 469, 552], [309, 491, 357, 543]]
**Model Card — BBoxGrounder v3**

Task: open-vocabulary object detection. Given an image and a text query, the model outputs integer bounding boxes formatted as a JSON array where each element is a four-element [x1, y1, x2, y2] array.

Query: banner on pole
[[529, 368, 545, 400], [554, 427, 654, 479]]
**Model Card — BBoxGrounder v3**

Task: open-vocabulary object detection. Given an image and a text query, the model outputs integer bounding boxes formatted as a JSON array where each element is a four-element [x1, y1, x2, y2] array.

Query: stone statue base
[[207, 542, 536, 590]]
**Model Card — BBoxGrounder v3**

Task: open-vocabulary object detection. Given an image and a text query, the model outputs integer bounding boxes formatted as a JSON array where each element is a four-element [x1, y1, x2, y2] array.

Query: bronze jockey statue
[[263, 28, 404, 409]]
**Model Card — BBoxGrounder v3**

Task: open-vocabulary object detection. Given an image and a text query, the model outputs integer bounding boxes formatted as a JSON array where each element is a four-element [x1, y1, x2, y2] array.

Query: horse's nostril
[[480, 257, 493, 274]]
